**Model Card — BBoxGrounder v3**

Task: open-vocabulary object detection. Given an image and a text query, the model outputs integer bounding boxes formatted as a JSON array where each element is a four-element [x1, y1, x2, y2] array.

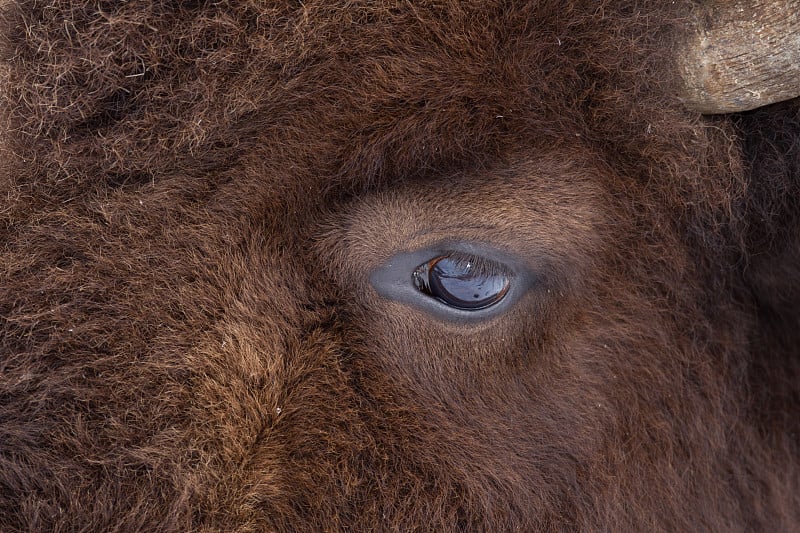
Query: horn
[[679, 0, 800, 114]]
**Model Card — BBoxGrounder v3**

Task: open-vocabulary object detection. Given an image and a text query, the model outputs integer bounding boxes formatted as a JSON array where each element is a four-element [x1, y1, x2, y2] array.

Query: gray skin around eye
[[369, 242, 539, 324]]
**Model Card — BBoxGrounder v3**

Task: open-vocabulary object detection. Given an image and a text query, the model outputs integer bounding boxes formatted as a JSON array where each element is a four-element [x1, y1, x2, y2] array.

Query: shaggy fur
[[0, 1, 798, 531]]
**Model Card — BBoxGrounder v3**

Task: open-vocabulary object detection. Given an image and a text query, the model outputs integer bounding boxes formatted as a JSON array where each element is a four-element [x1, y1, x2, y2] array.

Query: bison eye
[[412, 253, 510, 310], [369, 243, 533, 322]]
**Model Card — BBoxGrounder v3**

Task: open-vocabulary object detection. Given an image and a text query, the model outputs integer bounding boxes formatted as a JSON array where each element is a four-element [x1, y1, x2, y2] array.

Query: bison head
[[1, 1, 799, 531]]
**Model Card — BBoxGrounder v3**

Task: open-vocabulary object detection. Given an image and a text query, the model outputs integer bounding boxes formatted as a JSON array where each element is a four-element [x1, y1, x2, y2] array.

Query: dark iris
[[412, 253, 510, 310]]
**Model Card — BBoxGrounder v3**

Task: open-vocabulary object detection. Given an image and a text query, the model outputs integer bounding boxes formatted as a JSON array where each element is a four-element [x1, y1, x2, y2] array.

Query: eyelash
[[436, 251, 509, 278]]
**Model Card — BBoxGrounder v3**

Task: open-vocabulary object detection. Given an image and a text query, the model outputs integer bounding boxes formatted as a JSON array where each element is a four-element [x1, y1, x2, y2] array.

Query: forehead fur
[[1, 2, 703, 194]]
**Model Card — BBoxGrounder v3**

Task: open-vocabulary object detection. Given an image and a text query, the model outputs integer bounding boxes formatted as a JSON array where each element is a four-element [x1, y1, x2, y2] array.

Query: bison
[[1, 0, 799, 531]]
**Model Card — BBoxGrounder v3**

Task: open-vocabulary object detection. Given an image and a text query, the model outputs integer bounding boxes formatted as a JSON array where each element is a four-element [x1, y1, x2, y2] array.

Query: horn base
[[680, 0, 800, 114]]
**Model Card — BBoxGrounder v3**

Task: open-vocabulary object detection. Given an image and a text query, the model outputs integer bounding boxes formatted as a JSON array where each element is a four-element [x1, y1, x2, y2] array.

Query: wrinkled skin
[[0, 1, 798, 531]]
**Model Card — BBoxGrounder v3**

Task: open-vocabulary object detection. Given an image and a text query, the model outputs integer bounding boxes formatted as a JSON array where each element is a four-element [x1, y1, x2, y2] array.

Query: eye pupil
[[412, 255, 510, 310]]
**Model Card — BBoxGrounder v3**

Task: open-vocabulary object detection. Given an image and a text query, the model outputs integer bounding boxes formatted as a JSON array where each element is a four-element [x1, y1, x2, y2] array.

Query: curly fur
[[0, 1, 798, 531]]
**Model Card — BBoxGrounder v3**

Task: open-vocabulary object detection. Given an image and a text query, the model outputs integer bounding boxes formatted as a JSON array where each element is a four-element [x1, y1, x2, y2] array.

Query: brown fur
[[0, 1, 798, 531]]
